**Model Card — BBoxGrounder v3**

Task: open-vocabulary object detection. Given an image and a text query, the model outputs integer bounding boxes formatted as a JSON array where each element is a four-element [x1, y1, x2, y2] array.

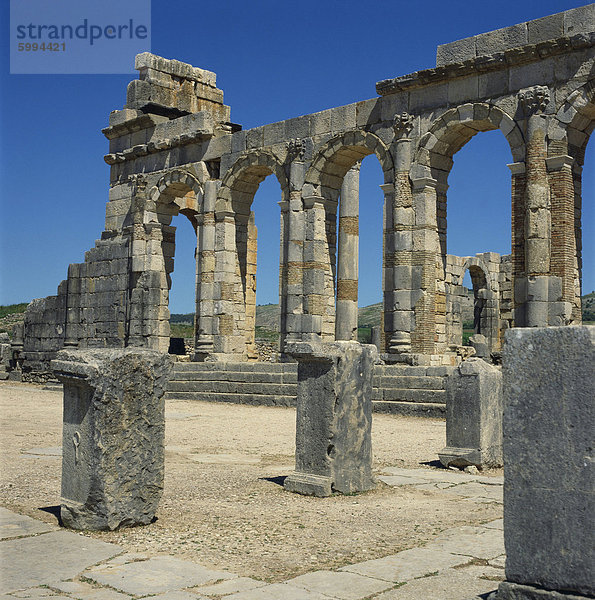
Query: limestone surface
[[439, 358, 503, 469], [52, 348, 172, 531], [284, 341, 377, 496], [498, 326, 594, 599]]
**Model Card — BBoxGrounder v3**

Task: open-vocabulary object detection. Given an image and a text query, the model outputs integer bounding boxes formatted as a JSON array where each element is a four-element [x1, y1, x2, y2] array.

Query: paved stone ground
[[1, 467, 504, 600]]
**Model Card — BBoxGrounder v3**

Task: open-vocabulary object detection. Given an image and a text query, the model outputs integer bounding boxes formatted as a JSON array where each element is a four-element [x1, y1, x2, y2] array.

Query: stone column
[[52, 348, 172, 531], [497, 326, 594, 599], [519, 86, 557, 328], [283, 340, 377, 497], [507, 161, 526, 327], [439, 358, 502, 470], [280, 152, 307, 350], [194, 180, 218, 359], [385, 113, 414, 358], [301, 196, 327, 341], [244, 212, 258, 359], [410, 177, 439, 356], [546, 154, 576, 324], [212, 211, 245, 359], [336, 163, 360, 341]]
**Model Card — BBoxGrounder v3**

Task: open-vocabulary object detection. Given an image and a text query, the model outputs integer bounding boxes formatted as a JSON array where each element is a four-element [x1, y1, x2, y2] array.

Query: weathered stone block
[[439, 358, 502, 470], [284, 341, 377, 497], [52, 349, 173, 531], [497, 326, 594, 599]]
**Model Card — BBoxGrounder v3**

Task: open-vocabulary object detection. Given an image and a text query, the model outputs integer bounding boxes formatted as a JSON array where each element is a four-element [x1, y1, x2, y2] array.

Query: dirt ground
[[0, 381, 502, 582]]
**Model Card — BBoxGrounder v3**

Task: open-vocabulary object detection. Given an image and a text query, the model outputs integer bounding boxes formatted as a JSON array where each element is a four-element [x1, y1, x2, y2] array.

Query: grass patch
[[0, 303, 28, 319], [170, 323, 194, 338]]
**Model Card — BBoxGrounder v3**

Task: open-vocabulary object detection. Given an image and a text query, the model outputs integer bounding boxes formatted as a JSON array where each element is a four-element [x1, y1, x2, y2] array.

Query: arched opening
[[354, 155, 384, 346], [304, 132, 393, 346], [445, 130, 512, 354], [250, 174, 283, 357], [149, 174, 202, 355], [220, 155, 287, 360], [167, 213, 199, 355]]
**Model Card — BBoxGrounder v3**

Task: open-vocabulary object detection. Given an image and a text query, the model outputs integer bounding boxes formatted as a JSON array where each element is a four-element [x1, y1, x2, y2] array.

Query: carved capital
[[393, 112, 414, 139], [519, 86, 550, 116], [286, 138, 306, 161]]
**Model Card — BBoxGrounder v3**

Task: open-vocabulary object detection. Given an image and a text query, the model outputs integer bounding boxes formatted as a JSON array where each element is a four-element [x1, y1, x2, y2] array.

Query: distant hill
[[583, 290, 595, 322]]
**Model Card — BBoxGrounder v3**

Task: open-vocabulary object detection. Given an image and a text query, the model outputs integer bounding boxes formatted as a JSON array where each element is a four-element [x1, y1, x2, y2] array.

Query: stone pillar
[[546, 154, 576, 324], [497, 326, 594, 599], [301, 196, 327, 341], [385, 113, 414, 358], [508, 161, 526, 327], [410, 177, 439, 356], [280, 155, 307, 350], [336, 163, 360, 341], [194, 180, 218, 359], [52, 348, 173, 531], [245, 212, 258, 359], [438, 358, 502, 470], [519, 86, 561, 328], [284, 341, 377, 497], [212, 211, 245, 359]]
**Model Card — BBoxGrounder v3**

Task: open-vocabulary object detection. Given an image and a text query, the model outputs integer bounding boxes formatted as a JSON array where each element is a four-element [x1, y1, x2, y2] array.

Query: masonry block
[[439, 358, 502, 469], [53, 349, 173, 531], [496, 326, 594, 599], [284, 341, 377, 497]]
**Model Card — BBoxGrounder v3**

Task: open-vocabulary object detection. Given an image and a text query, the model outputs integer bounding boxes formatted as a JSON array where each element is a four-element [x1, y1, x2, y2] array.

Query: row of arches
[[145, 91, 593, 359]]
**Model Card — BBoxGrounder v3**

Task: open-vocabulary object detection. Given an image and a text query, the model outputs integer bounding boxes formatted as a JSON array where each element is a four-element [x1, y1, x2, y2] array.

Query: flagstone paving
[[0, 466, 504, 600]]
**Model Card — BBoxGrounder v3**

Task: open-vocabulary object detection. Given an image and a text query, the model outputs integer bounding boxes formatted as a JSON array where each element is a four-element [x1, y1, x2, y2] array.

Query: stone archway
[[401, 104, 522, 357], [212, 150, 289, 359], [303, 131, 394, 343], [137, 170, 204, 353]]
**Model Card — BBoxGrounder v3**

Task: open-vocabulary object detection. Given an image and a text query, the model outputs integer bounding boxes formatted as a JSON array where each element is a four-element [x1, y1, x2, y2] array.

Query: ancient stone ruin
[[9, 7, 594, 378]]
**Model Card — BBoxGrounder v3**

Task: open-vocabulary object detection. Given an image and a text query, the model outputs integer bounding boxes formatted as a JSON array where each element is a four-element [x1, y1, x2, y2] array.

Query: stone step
[[164, 391, 296, 407], [372, 375, 446, 390], [173, 362, 296, 373], [376, 388, 446, 403], [167, 380, 297, 395], [170, 370, 296, 384], [372, 400, 447, 418]]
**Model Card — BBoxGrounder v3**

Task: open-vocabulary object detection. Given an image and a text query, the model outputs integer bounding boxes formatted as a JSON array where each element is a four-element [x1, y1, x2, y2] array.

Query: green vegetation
[[0, 303, 28, 338], [170, 323, 194, 338], [0, 303, 28, 319], [255, 326, 279, 343], [582, 291, 595, 323]]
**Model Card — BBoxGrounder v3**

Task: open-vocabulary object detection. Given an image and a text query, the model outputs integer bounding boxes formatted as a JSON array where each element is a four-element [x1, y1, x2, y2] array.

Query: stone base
[[60, 499, 155, 531], [438, 446, 482, 469], [496, 581, 591, 599], [284, 472, 332, 497]]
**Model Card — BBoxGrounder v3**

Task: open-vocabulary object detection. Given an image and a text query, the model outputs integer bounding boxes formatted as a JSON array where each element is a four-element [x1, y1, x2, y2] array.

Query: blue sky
[[1, 0, 593, 313]]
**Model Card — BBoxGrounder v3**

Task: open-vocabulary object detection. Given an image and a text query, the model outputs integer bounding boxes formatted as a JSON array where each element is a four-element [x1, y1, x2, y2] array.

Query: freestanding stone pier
[[52, 349, 172, 530], [439, 358, 503, 469], [496, 326, 594, 599], [284, 341, 377, 497]]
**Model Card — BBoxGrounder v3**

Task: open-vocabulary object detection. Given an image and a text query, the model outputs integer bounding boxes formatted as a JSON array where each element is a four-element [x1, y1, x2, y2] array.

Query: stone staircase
[[166, 362, 453, 417]]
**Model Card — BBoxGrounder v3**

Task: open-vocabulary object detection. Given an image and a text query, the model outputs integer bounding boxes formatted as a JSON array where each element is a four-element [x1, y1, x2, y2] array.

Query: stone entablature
[[16, 6, 595, 373]]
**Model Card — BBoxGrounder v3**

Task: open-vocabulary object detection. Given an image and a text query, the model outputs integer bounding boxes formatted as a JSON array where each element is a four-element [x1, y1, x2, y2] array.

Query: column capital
[[518, 85, 551, 116], [214, 210, 235, 222], [379, 183, 394, 194], [411, 177, 438, 192], [303, 195, 326, 209], [278, 200, 289, 212], [393, 112, 415, 140], [545, 155, 574, 172]]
